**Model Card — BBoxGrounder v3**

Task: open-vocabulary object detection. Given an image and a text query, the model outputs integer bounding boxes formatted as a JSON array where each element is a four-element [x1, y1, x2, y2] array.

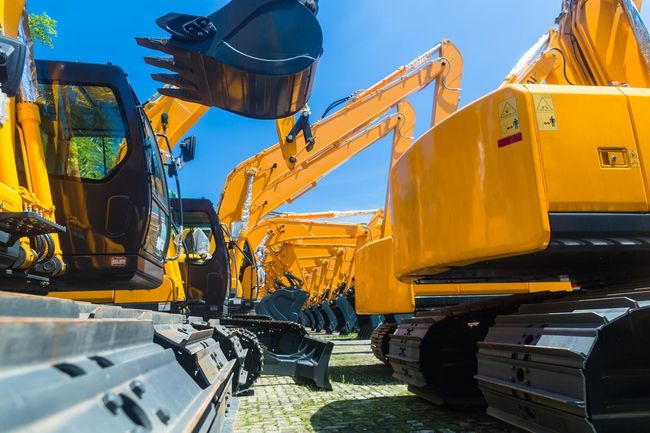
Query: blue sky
[[30, 1, 650, 220]]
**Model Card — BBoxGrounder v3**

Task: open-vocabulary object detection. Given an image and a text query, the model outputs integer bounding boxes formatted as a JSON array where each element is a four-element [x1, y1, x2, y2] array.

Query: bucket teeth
[[135, 37, 176, 55], [158, 86, 200, 103], [143, 56, 185, 73], [151, 73, 196, 90]]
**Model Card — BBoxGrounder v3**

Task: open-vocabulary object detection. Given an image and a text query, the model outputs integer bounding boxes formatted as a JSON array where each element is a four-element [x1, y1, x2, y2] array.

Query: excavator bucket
[[137, 0, 323, 119], [331, 295, 359, 335], [309, 305, 326, 332], [262, 335, 334, 390], [299, 310, 311, 327], [255, 286, 309, 322], [221, 317, 333, 389], [301, 307, 317, 330], [319, 301, 339, 333], [357, 314, 384, 340]]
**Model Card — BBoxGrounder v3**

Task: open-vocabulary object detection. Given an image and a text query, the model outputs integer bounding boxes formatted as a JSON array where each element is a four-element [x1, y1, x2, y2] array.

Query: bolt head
[[156, 408, 172, 424], [129, 380, 146, 397], [102, 393, 123, 413]]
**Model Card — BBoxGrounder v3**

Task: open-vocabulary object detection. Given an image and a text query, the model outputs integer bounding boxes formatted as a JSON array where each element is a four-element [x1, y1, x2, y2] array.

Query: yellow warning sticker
[[534, 94, 558, 131], [497, 97, 521, 139], [629, 149, 641, 168]]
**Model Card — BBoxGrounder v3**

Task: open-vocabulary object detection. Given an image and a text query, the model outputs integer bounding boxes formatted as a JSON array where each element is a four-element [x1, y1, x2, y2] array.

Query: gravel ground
[[233, 333, 521, 433]]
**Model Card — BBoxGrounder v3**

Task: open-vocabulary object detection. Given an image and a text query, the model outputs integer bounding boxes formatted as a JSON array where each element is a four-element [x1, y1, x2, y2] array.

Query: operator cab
[[30, 60, 172, 290], [173, 198, 230, 316]]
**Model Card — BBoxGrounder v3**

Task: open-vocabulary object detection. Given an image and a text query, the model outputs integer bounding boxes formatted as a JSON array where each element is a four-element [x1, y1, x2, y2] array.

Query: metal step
[[0, 291, 238, 433]]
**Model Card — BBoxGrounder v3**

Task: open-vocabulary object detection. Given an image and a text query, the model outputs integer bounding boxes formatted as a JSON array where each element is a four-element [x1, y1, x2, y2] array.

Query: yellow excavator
[[217, 39, 464, 305], [247, 209, 382, 335], [39, 0, 336, 391], [115, 94, 421, 391], [231, 104, 415, 339], [371, 0, 649, 431], [0, 0, 324, 430]]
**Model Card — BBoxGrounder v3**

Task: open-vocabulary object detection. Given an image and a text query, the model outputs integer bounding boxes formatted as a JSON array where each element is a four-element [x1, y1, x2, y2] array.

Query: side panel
[[529, 85, 648, 212], [355, 237, 414, 314], [414, 282, 571, 296], [391, 85, 550, 281], [620, 88, 650, 202]]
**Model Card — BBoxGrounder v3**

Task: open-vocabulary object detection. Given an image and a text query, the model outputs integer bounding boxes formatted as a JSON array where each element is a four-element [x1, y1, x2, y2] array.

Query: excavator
[[232, 112, 409, 337], [246, 209, 383, 335], [205, 41, 466, 348], [216, 39, 465, 309], [38, 0, 336, 390], [377, 0, 649, 431], [0, 0, 324, 430]]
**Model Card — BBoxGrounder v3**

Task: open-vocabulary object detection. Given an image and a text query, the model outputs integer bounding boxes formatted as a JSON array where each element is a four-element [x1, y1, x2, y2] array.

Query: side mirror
[[0, 35, 27, 98], [180, 135, 196, 162]]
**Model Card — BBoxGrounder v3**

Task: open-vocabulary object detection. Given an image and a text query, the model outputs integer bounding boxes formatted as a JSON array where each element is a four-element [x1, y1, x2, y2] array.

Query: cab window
[[183, 210, 217, 265], [37, 83, 128, 181]]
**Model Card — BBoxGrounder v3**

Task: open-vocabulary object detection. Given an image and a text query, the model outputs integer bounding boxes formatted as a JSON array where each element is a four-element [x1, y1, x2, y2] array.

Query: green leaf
[[28, 12, 57, 48]]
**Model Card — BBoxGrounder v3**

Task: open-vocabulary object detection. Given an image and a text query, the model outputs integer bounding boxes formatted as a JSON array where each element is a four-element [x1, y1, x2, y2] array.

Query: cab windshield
[[37, 83, 128, 181]]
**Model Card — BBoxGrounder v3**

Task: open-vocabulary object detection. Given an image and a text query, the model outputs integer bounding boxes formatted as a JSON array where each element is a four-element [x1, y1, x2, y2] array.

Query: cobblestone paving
[[233, 333, 521, 433]]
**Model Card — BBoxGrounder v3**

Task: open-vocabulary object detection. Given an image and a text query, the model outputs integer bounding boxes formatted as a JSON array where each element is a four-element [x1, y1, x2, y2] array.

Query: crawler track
[[387, 292, 562, 406], [370, 322, 398, 365], [388, 287, 650, 432], [477, 289, 650, 432]]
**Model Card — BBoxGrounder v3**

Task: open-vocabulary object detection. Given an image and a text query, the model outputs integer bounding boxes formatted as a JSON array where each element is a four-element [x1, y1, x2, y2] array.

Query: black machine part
[[0, 35, 26, 98], [138, 0, 323, 119], [0, 292, 239, 433], [220, 316, 333, 390], [29, 60, 172, 291], [174, 198, 231, 312]]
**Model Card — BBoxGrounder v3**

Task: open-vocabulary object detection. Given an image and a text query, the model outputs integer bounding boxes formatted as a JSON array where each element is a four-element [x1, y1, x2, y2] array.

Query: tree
[[28, 12, 57, 48]]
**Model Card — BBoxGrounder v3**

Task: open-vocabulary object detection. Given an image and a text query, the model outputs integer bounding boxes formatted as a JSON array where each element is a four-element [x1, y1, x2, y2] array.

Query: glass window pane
[[37, 83, 128, 181], [183, 210, 217, 265]]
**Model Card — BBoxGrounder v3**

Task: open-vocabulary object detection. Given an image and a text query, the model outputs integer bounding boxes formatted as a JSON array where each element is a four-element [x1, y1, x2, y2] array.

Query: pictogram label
[[498, 97, 521, 139], [629, 149, 641, 168], [534, 94, 558, 131]]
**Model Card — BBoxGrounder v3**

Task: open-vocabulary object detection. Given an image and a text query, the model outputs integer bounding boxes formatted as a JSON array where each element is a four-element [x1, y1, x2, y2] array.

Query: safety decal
[[630, 149, 641, 168], [534, 94, 558, 131], [497, 96, 522, 148]]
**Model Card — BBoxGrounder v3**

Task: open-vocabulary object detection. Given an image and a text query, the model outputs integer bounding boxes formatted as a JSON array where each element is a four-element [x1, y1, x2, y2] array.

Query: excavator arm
[[217, 42, 461, 297], [218, 40, 462, 233], [230, 102, 412, 300], [505, 0, 648, 87]]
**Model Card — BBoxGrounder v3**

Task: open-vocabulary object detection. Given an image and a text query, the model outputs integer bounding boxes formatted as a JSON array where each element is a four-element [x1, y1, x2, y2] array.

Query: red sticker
[[498, 132, 523, 148]]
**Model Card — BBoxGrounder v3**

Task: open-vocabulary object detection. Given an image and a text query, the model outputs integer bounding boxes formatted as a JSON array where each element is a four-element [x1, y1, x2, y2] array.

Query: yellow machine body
[[355, 234, 571, 314], [391, 83, 650, 281], [247, 214, 379, 302], [218, 41, 463, 298], [355, 237, 414, 314]]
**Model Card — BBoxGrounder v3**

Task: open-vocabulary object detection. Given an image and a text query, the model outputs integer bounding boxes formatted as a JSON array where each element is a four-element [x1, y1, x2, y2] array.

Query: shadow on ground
[[310, 396, 521, 433], [328, 363, 395, 386]]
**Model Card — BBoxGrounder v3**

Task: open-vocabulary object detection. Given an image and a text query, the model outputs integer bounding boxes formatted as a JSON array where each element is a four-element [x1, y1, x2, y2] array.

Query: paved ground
[[233, 333, 520, 433]]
